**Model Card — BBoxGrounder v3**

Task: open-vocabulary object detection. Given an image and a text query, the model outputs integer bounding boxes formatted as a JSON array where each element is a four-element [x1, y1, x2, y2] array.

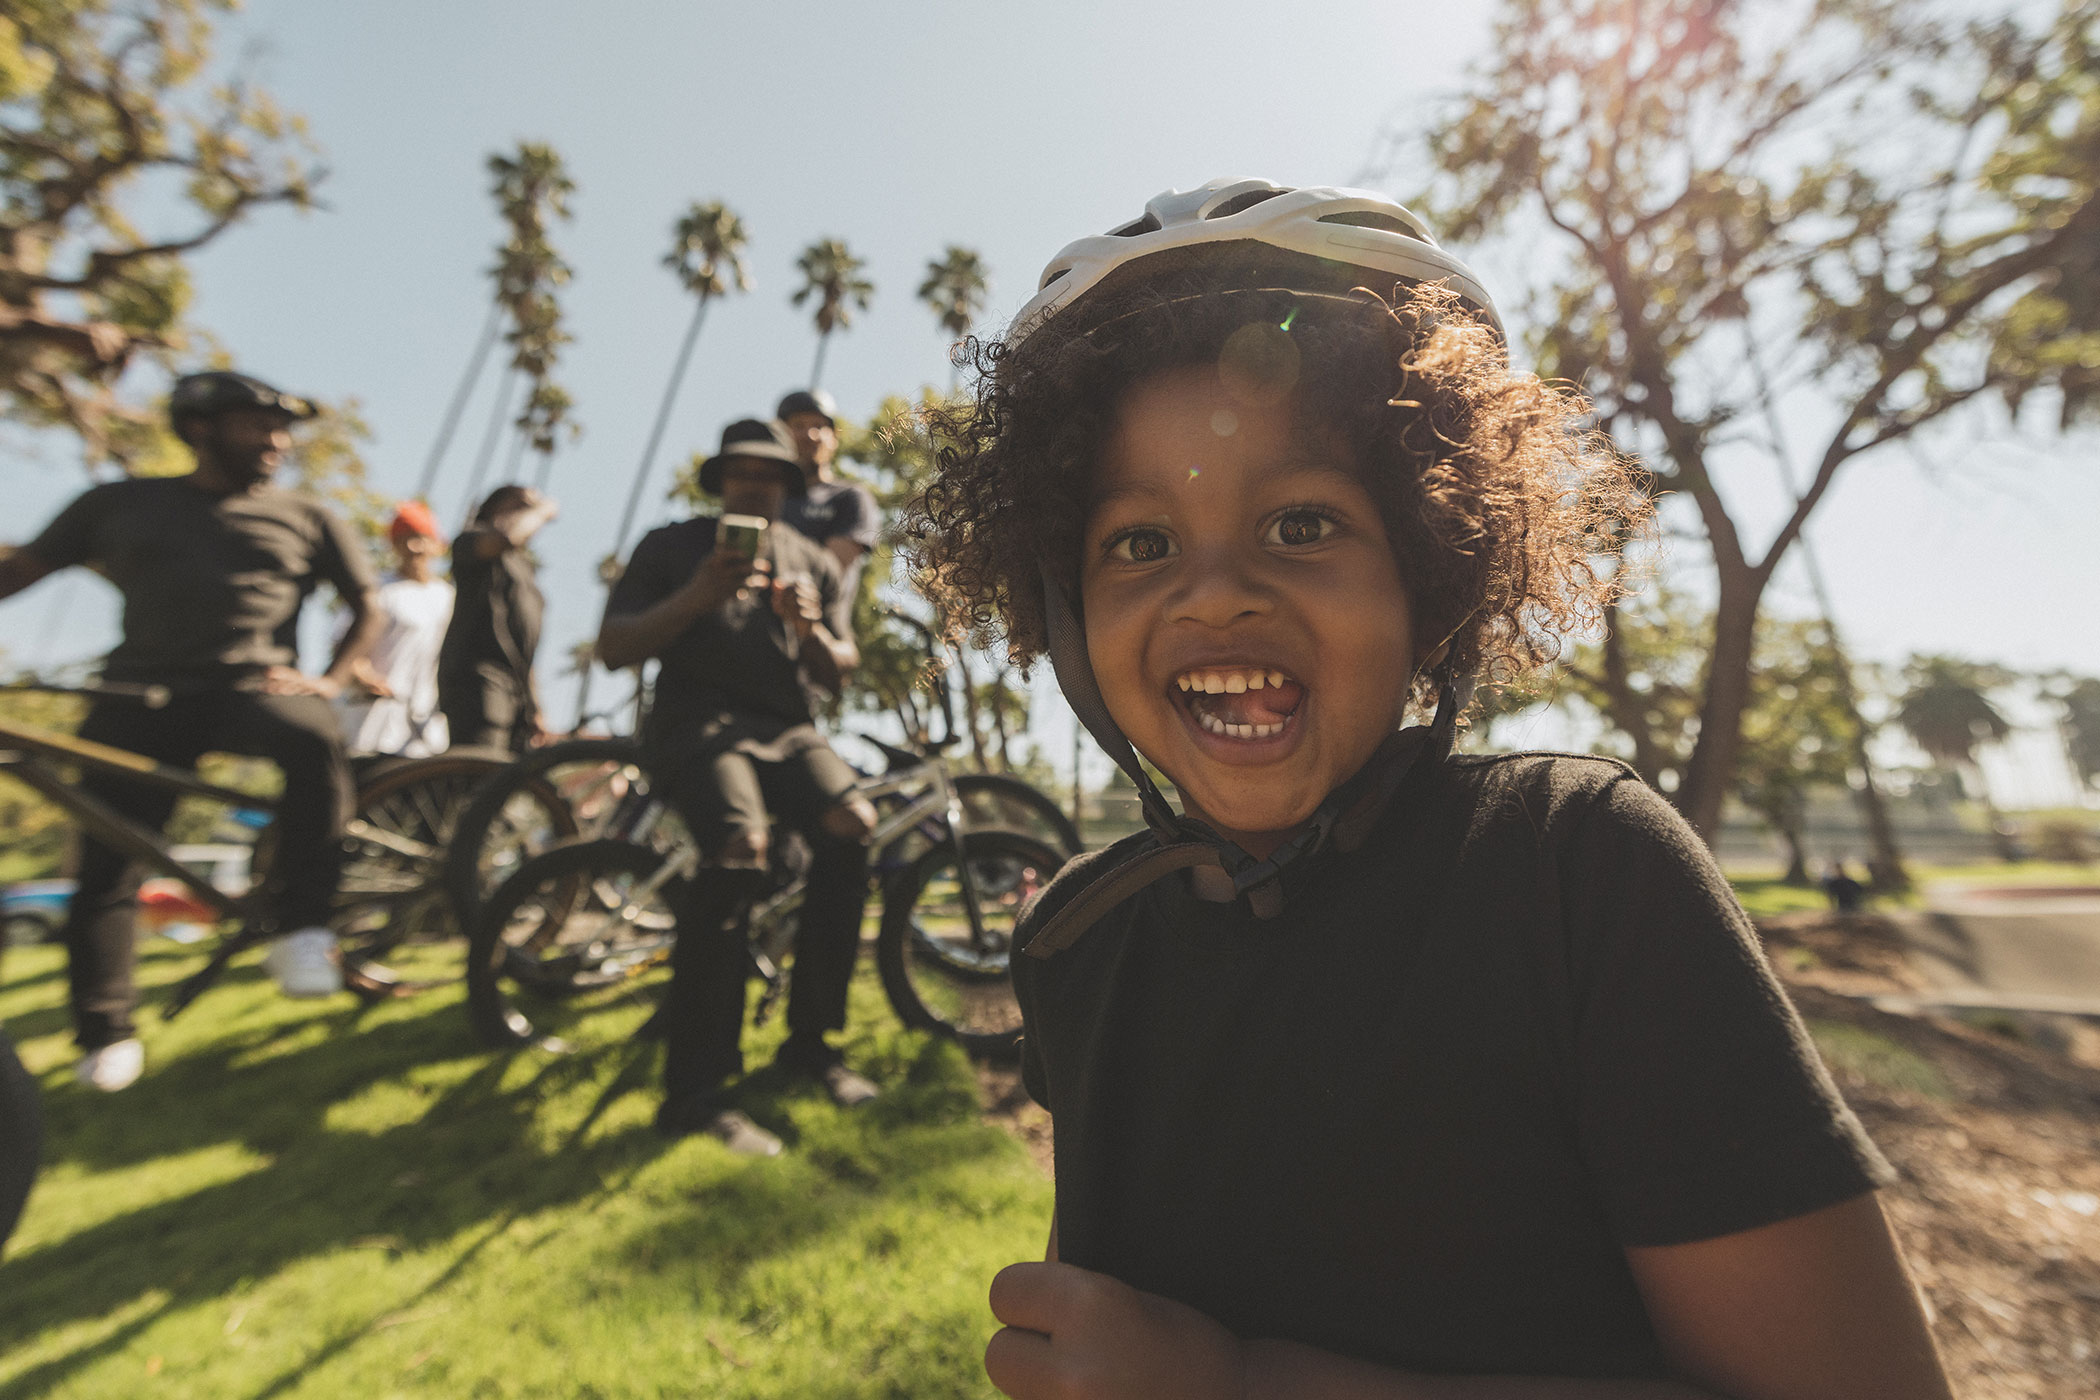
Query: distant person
[[0, 371, 381, 1091], [439, 484, 557, 753], [776, 389, 880, 601], [336, 500, 453, 757], [1822, 860, 1867, 914], [597, 418, 875, 1155]]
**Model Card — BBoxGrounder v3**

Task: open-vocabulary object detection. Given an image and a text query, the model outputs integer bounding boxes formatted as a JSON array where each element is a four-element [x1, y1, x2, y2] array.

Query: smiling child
[[907, 180, 1952, 1400]]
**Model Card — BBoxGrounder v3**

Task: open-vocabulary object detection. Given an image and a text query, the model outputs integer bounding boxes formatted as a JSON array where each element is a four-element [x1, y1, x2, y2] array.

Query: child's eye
[[1106, 527, 1176, 563], [1265, 508, 1338, 548]]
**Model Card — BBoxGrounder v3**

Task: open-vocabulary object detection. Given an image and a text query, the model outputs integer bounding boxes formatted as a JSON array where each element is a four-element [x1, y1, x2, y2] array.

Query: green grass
[[0, 936, 1051, 1399]]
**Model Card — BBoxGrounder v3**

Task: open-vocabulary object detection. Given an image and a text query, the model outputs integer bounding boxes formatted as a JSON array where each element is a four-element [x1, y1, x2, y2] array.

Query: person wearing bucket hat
[[0, 370, 384, 1086], [906, 181, 1949, 1397], [776, 389, 880, 600], [335, 500, 454, 757], [598, 416, 879, 1153]]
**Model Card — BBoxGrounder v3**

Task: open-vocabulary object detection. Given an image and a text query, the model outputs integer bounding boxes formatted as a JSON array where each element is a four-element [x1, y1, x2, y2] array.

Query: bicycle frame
[[0, 715, 277, 924]]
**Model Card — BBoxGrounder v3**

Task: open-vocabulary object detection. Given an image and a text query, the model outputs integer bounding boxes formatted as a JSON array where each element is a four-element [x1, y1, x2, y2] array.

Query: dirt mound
[[1764, 915, 2100, 1399]]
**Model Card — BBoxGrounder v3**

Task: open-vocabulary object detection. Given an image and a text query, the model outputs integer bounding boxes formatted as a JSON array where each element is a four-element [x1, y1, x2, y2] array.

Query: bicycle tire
[[465, 838, 685, 1050], [441, 737, 640, 930], [875, 828, 1062, 1061], [333, 748, 514, 993], [951, 773, 1082, 858]]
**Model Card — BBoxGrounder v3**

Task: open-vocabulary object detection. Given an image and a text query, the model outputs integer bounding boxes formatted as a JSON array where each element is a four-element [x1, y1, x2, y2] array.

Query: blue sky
[[4, 0, 2096, 795]]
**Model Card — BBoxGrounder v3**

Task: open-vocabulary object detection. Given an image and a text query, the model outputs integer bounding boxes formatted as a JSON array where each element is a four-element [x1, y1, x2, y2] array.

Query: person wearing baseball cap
[[0, 370, 383, 1089], [336, 500, 455, 757], [775, 389, 881, 601], [598, 415, 877, 1153]]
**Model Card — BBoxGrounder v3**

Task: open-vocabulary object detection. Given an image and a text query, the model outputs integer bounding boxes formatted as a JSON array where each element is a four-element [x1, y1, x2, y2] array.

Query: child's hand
[[985, 1261, 1244, 1399]]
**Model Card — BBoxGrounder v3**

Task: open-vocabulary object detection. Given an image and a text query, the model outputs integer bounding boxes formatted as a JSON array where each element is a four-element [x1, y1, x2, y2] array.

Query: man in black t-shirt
[[0, 372, 381, 1091], [775, 389, 880, 602], [598, 418, 878, 1154], [439, 484, 558, 752]]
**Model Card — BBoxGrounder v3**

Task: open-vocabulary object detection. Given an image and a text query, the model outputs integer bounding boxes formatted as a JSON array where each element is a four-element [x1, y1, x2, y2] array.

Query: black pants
[[61, 690, 353, 1049], [651, 742, 869, 1103], [439, 662, 532, 753]]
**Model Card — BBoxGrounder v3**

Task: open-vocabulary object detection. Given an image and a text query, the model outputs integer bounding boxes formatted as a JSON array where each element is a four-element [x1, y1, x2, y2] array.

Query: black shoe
[[775, 1041, 880, 1108], [654, 1097, 782, 1156]]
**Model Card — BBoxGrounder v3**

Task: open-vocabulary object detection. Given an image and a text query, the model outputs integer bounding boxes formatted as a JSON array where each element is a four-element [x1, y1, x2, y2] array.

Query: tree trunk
[[1779, 821, 1810, 886], [810, 331, 831, 389], [989, 674, 1014, 771], [1597, 596, 1671, 789], [415, 301, 504, 502], [1676, 564, 1764, 843]]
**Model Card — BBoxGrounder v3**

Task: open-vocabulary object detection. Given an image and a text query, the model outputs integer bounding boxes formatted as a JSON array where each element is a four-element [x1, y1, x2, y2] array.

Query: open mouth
[[1171, 666, 1306, 741]]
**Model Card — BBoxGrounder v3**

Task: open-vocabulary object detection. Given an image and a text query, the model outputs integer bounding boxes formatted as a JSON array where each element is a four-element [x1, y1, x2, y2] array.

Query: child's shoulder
[[1014, 830, 1157, 959]]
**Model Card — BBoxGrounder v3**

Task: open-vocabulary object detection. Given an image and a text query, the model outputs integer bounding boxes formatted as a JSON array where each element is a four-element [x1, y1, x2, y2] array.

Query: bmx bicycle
[[465, 741, 1064, 1063], [0, 682, 515, 1015]]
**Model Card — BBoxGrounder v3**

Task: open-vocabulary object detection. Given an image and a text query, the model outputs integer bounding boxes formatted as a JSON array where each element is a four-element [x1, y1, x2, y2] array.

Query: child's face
[[1080, 364, 1416, 856]]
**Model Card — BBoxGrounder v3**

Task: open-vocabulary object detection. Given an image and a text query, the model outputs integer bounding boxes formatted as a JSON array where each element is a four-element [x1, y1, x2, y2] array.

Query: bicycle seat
[[867, 737, 927, 771]]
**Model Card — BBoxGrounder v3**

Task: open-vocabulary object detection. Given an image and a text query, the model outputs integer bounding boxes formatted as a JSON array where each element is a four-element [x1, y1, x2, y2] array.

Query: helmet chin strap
[[1031, 563, 1468, 948]]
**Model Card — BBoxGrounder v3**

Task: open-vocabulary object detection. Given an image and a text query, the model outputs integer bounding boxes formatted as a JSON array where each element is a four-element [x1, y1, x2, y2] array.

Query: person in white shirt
[[337, 500, 454, 756]]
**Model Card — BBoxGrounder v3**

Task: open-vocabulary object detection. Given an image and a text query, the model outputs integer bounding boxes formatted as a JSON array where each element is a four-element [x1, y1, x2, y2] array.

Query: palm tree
[[917, 245, 989, 389], [1897, 655, 2018, 858], [486, 143, 578, 482], [576, 201, 752, 725], [791, 237, 873, 388]]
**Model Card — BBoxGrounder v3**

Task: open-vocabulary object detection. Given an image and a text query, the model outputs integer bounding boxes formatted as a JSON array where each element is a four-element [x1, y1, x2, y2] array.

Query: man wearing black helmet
[[598, 418, 877, 1154], [0, 372, 381, 1091], [776, 389, 880, 601]]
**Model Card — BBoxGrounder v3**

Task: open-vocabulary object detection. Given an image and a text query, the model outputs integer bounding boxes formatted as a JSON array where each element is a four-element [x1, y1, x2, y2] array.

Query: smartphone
[[717, 513, 768, 558]]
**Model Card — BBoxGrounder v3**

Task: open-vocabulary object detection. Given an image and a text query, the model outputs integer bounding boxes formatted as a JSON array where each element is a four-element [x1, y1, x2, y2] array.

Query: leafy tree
[[487, 143, 577, 480], [1895, 654, 2020, 858], [0, 0, 319, 468], [1413, 0, 2100, 844], [917, 245, 989, 387], [792, 237, 873, 388], [1560, 584, 1709, 793], [2045, 675, 2100, 792]]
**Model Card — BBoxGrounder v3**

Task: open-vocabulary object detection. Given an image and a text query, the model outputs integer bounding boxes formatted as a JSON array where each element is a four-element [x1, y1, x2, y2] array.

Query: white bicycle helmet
[[1008, 177, 1503, 346]]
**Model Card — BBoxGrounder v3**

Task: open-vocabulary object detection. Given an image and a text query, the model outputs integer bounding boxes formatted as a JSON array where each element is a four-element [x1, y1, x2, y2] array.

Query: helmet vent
[[1205, 189, 1285, 220], [1108, 213, 1162, 238], [1039, 268, 1070, 289], [1317, 210, 1426, 240]]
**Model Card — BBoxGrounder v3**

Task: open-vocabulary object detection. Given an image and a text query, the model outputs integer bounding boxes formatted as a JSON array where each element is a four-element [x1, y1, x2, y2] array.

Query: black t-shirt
[[440, 528, 543, 688], [603, 515, 848, 752], [23, 476, 375, 687], [1013, 751, 1892, 1381], [781, 477, 879, 599]]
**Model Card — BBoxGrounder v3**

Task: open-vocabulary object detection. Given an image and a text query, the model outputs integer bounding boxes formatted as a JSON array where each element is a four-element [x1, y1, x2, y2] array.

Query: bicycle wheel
[[953, 773, 1082, 858], [876, 828, 1061, 1061], [334, 749, 512, 993], [441, 737, 642, 930], [465, 838, 685, 1050]]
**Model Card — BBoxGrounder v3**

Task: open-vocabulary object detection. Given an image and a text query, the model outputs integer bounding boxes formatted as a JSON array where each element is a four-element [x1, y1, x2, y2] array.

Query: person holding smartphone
[[596, 417, 877, 1155]]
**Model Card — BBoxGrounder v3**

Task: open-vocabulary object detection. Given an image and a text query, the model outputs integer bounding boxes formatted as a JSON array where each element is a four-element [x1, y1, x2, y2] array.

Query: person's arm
[[469, 492, 560, 560], [824, 534, 864, 574], [596, 542, 756, 671], [2, 485, 108, 601], [986, 1196, 1947, 1399], [0, 547, 57, 602], [769, 572, 858, 697], [264, 505, 381, 699]]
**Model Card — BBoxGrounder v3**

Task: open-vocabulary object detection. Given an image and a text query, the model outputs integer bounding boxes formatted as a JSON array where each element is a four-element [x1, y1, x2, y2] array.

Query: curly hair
[[903, 247, 1650, 711]]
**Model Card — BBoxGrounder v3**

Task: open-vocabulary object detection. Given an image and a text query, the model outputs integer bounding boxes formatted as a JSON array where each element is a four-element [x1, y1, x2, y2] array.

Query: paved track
[[1890, 886, 2100, 1014]]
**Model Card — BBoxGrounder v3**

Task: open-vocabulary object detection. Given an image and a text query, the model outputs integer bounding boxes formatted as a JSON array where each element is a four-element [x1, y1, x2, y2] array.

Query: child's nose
[[1166, 539, 1277, 627]]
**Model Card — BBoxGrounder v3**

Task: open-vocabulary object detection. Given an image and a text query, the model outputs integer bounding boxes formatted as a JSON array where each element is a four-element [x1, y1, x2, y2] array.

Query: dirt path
[[982, 915, 2100, 1397]]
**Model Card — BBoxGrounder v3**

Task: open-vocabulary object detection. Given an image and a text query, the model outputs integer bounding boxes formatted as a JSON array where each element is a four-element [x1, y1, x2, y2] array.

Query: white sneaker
[[262, 927, 343, 998], [76, 1038, 145, 1092]]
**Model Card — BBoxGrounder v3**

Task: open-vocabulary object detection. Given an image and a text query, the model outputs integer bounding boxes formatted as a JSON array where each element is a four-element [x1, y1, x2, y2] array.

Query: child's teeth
[[1177, 676, 1192, 691], [1269, 671, 1285, 688], [1247, 672, 1266, 690], [1203, 675, 1225, 694], [1225, 674, 1247, 694]]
